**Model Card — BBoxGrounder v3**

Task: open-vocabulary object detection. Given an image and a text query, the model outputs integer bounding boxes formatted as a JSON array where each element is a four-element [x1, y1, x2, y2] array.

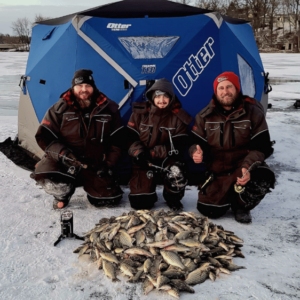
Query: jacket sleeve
[[127, 112, 146, 157], [242, 107, 272, 169], [188, 113, 210, 159], [150, 120, 189, 160], [35, 106, 68, 161], [106, 109, 124, 167]]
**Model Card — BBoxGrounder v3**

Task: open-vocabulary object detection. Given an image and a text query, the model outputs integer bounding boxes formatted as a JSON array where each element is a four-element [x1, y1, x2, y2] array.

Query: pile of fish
[[74, 210, 246, 298]]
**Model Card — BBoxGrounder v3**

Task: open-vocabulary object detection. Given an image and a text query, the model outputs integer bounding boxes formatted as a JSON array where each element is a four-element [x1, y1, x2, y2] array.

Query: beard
[[156, 102, 168, 109], [216, 92, 237, 108], [73, 90, 93, 109]]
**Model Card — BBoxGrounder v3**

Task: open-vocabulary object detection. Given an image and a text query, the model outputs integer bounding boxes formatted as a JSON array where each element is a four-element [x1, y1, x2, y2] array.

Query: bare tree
[[173, 0, 192, 4], [34, 14, 50, 23], [261, 0, 270, 29], [11, 17, 31, 50], [269, 0, 280, 45], [284, 0, 300, 31], [244, 0, 265, 32], [195, 0, 229, 13], [226, 0, 249, 19]]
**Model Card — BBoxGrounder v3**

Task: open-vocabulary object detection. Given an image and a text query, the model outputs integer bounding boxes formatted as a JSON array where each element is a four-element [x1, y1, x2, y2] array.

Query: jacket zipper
[[99, 120, 107, 143], [82, 107, 97, 152], [232, 123, 235, 147], [220, 123, 224, 147], [146, 127, 153, 147]]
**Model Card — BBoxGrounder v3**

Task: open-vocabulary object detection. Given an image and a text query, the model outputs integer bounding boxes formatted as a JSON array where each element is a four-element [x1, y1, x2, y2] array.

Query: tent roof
[[37, 0, 249, 26]]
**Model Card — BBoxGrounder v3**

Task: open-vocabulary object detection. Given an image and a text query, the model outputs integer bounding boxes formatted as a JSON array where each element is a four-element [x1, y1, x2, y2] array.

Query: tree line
[[177, 0, 300, 48], [6, 0, 300, 50], [177, 0, 300, 31], [1, 14, 50, 50]]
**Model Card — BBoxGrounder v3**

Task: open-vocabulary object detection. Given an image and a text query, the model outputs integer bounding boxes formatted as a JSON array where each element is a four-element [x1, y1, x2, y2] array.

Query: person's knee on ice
[[31, 69, 125, 209], [189, 71, 275, 223], [127, 78, 193, 209]]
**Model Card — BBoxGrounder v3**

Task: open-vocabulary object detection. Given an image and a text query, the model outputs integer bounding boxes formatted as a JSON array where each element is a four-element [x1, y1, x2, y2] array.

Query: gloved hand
[[97, 163, 120, 186], [134, 150, 151, 168], [97, 162, 113, 178], [61, 150, 81, 168]]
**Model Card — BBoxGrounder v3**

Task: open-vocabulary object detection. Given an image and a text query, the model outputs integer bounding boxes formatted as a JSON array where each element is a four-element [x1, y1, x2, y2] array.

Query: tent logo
[[217, 76, 228, 82], [107, 23, 132, 31], [172, 37, 215, 97], [142, 65, 156, 74]]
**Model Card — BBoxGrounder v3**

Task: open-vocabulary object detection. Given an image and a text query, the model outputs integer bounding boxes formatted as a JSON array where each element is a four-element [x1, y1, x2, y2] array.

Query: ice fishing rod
[[148, 162, 187, 191], [234, 161, 261, 193], [45, 150, 88, 169], [147, 162, 171, 173]]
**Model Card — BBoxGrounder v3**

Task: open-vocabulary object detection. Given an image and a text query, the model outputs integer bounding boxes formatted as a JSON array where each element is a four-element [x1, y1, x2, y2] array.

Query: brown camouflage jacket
[[127, 78, 193, 165], [35, 89, 123, 168], [189, 94, 273, 174]]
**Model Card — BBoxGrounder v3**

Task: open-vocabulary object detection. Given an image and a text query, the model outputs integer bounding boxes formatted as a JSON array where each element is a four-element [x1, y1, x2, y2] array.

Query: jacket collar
[[61, 88, 108, 111], [202, 93, 246, 119]]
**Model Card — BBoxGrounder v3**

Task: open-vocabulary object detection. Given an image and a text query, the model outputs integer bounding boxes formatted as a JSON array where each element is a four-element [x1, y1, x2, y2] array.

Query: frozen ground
[[0, 52, 28, 116], [0, 53, 299, 300]]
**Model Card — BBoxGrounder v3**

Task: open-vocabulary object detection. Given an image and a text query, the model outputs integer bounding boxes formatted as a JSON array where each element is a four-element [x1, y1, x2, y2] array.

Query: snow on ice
[[0, 53, 299, 300]]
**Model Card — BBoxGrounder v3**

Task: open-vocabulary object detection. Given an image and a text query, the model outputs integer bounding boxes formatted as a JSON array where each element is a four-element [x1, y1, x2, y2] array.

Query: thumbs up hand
[[193, 145, 203, 164]]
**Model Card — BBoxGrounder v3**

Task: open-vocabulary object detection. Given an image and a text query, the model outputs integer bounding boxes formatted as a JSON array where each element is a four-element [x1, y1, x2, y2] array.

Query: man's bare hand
[[193, 145, 203, 164], [236, 167, 250, 186]]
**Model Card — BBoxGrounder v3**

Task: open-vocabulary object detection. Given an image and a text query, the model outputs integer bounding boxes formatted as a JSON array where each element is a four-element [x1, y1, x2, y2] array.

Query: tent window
[[118, 36, 180, 59], [237, 54, 255, 97], [42, 28, 56, 40]]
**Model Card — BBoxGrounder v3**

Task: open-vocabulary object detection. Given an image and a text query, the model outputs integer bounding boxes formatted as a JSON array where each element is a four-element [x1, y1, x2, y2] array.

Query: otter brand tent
[[18, 0, 269, 158]]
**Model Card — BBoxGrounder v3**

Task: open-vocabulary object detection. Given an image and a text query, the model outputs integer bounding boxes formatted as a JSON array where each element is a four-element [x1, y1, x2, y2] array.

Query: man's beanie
[[71, 69, 96, 89], [213, 71, 240, 93], [152, 90, 171, 101]]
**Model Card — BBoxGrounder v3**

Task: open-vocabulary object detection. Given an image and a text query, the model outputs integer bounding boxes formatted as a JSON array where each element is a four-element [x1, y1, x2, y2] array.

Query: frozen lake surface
[[0, 53, 300, 115], [0, 53, 299, 300], [0, 52, 28, 116]]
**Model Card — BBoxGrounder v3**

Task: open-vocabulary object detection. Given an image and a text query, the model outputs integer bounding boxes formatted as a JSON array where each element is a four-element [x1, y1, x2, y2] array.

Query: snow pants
[[31, 156, 123, 207], [197, 163, 275, 218], [128, 165, 185, 210]]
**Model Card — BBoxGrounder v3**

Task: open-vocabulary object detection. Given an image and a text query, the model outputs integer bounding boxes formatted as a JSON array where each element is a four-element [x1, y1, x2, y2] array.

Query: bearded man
[[30, 69, 124, 209], [190, 72, 275, 223]]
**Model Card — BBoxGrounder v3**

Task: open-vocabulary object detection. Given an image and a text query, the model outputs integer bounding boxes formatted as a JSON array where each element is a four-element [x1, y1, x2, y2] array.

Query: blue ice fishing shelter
[[18, 0, 269, 158]]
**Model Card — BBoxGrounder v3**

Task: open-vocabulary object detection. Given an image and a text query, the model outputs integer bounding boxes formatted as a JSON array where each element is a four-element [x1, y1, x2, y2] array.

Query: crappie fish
[[74, 210, 246, 299]]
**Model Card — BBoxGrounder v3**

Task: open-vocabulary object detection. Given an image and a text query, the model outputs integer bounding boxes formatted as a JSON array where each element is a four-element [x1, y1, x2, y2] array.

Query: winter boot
[[234, 208, 252, 224], [166, 200, 183, 212], [129, 193, 158, 210], [87, 195, 122, 208], [163, 189, 184, 212]]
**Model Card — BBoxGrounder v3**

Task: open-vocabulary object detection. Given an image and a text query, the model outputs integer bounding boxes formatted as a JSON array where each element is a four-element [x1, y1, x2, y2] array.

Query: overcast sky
[[0, 0, 119, 35]]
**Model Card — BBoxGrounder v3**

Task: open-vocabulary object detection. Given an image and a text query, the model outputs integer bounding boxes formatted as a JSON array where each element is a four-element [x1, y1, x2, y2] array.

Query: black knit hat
[[71, 69, 96, 89]]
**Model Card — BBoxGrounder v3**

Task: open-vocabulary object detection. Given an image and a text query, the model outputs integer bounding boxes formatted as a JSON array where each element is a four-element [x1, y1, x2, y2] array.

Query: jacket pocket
[[60, 114, 82, 145], [91, 115, 112, 144], [205, 122, 223, 147], [139, 124, 153, 146], [232, 120, 251, 148]]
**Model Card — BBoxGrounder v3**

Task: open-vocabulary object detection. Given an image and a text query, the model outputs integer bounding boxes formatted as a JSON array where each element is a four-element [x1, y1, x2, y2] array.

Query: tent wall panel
[[19, 0, 268, 157], [18, 91, 43, 159]]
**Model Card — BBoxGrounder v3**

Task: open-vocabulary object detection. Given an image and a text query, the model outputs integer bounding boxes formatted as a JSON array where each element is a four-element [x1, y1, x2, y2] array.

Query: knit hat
[[71, 69, 96, 89], [152, 90, 171, 101], [213, 71, 240, 93]]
